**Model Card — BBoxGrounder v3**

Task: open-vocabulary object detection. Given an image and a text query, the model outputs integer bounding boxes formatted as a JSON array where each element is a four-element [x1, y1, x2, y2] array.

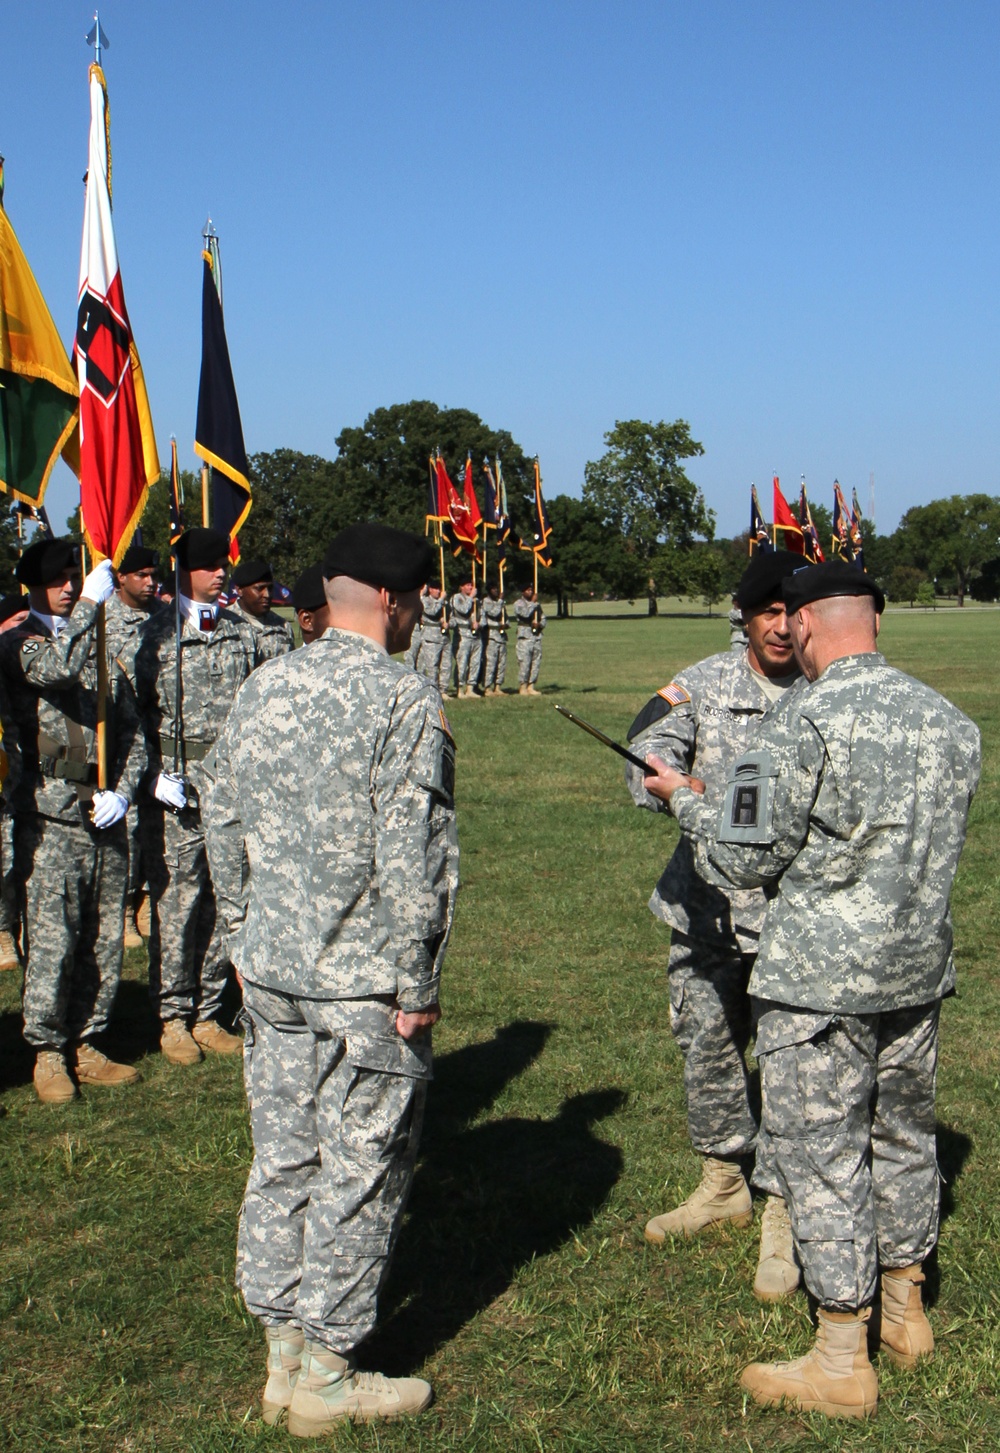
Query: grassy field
[[1, 609, 998, 1451]]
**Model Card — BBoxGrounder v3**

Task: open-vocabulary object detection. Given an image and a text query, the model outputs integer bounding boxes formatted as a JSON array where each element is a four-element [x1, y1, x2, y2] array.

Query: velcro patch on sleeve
[[657, 682, 691, 708], [717, 751, 778, 846]]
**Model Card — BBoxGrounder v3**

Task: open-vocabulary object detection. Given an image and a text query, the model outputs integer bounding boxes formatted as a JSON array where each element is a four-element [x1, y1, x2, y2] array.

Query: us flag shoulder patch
[[438, 708, 455, 743], [657, 682, 690, 708]]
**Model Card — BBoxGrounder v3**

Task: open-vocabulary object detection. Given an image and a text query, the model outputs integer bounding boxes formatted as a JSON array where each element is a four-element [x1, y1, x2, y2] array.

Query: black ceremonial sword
[[554, 704, 650, 773]]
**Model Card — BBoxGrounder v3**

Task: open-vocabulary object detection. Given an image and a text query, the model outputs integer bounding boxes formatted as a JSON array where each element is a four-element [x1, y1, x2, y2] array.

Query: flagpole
[[201, 465, 210, 527]]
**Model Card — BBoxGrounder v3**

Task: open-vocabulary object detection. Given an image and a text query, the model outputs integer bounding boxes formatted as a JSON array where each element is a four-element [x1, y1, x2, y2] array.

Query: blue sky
[[6, 1, 999, 538]]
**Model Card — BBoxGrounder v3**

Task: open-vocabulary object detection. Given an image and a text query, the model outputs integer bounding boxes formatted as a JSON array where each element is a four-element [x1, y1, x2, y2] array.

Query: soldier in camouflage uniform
[[107, 542, 163, 948], [728, 596, 747, 652], [416, 584, 452, 695], [205, 522, 458, 1430], [0, 540, 143, 1103], [118, 528, 265, 1067], [625, 550, 803, 1300], [643, 561, 981, 1419], [514, 586, 544, 694], [450, 580, 481, 697], [229, 559, 295, 662], [481, 582, 508, 694]]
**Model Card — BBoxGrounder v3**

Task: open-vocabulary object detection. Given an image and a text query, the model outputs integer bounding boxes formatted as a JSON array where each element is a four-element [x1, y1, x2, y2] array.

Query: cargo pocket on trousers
[[755, 1008, 840, 1138]]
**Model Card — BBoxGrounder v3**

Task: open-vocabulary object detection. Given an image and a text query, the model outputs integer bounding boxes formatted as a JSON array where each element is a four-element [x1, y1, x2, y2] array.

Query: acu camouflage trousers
[[141, 805, 231, 1025], [17, 811, 127, 1049], [516, 635, 542, 686], [238, 980, 431, 1355], [418, 634, 453, 697], [755, 999, 941, 1310], [483, 636, 507, 691], [454, 633, 482, 690], [667, 930, 777, 1189]]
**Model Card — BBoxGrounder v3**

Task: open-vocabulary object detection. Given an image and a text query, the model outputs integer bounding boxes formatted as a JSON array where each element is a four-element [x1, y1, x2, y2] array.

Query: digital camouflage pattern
[[755, 999, 940, 1309], [514, 596, 545, 686], [203, 629, 458, 1008], [450, 591, 481, 691], [0, 599, 136, 1049], [415, 591, 452, 695], [116, 604, 264, 1022], [238, 982, 430, 1353], [103, 591, 161, 662], [671, 652, 982, 1012], [624, 647, 799, 951], [728, 604, 746, 652], [203, 628, 458, 1353], [231, 599, 295, 663], [482, 594, 508, 692], [624, 648, 799, 1174]]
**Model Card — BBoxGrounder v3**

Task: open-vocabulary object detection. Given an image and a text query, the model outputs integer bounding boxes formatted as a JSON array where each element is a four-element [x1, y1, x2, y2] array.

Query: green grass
[[1, 609, 998, 1450]]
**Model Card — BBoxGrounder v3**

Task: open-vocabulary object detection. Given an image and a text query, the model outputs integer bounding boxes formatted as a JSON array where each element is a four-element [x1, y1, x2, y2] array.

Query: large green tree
[[583, 420, 714, 565], [894, 493, 1000, 606], [541, 495, 643, 614]]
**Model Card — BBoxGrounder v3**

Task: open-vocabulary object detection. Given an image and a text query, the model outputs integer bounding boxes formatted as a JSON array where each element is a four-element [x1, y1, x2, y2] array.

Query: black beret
[[782, 560, 886, 614], [322, 523, 434, 593], [118, 543, 159, 574], [735, 549, 804, 610], [0, 594, 29, 625], [231, 558, 273, 588], [173, 528, 231, 571], [293, 563, 326, 613], [15, 537, 81, 586]]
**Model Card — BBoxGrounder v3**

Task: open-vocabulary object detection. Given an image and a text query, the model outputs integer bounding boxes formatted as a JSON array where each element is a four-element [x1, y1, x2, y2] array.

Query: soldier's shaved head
[[789, 592, 880, 681]]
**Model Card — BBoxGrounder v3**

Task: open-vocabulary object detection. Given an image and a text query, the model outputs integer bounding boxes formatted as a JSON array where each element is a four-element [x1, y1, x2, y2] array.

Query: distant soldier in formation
[[642, 561, 981, 1420], [205, 523, 458, 1430], [0, 540, 141, 1103], [0, 594, 30, 973], [230, 559, 295, 662], [481, 582, 508, 695], [451, 580, 481, 697], [417, 584, 452, 696], [728, 594, 747, 652], [291, 563, 330, 644], [514, 585, 545, 695], [403, 590, 424, 669], [625, 550, 803, 1301], [119, 528, 263, 1067], [107, 542, 163, 949]]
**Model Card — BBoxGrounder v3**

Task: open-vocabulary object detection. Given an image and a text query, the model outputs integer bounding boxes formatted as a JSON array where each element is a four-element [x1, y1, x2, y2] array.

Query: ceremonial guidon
[[228, 558, 295, 662], [625, 549, 803, 1301], [116, 527, 267, 1067], [205, 522, 458, 1429], [643, 560, 981, 1419], [0, 539, 144, 1103]]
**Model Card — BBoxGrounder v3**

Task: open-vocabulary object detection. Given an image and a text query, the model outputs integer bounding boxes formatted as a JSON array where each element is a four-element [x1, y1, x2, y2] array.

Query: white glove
[[81, 559, 117, 605], [91, 790, 128, 829], [152, 772, 187, 810]]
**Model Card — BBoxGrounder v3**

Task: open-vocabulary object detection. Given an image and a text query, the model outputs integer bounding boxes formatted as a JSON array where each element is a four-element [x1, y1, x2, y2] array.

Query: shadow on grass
[[367, 1019, 627, 1374]]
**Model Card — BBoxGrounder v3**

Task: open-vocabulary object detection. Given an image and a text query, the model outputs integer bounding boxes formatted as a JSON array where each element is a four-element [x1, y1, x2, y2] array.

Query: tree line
[[4, 401, 999, 609]]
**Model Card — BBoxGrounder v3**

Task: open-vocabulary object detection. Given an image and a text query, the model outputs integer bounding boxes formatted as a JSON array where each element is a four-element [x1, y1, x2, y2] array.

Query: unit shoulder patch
[[20, 640, 40, 656]]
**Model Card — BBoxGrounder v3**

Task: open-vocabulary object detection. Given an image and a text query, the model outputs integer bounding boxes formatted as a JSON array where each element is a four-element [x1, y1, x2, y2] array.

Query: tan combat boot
[[160, 1019, 203, 1065], [878, 1265, 934, 1367], [645, 1157, 753, 1242], [287, 1343, 432, 1434], [518, 684, 529, 695], [262, 1324, 305, 1425], [0, 929, 19, 970], [34, 1050, 77, 1104], [135, 894, 151, 939], [73, 1043, 140, 1087], [753, 1195, 801, 1301], [527, 684, 541, 695], [192, 1019, 243, 1054], [740, 1307, 878, 1419]]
